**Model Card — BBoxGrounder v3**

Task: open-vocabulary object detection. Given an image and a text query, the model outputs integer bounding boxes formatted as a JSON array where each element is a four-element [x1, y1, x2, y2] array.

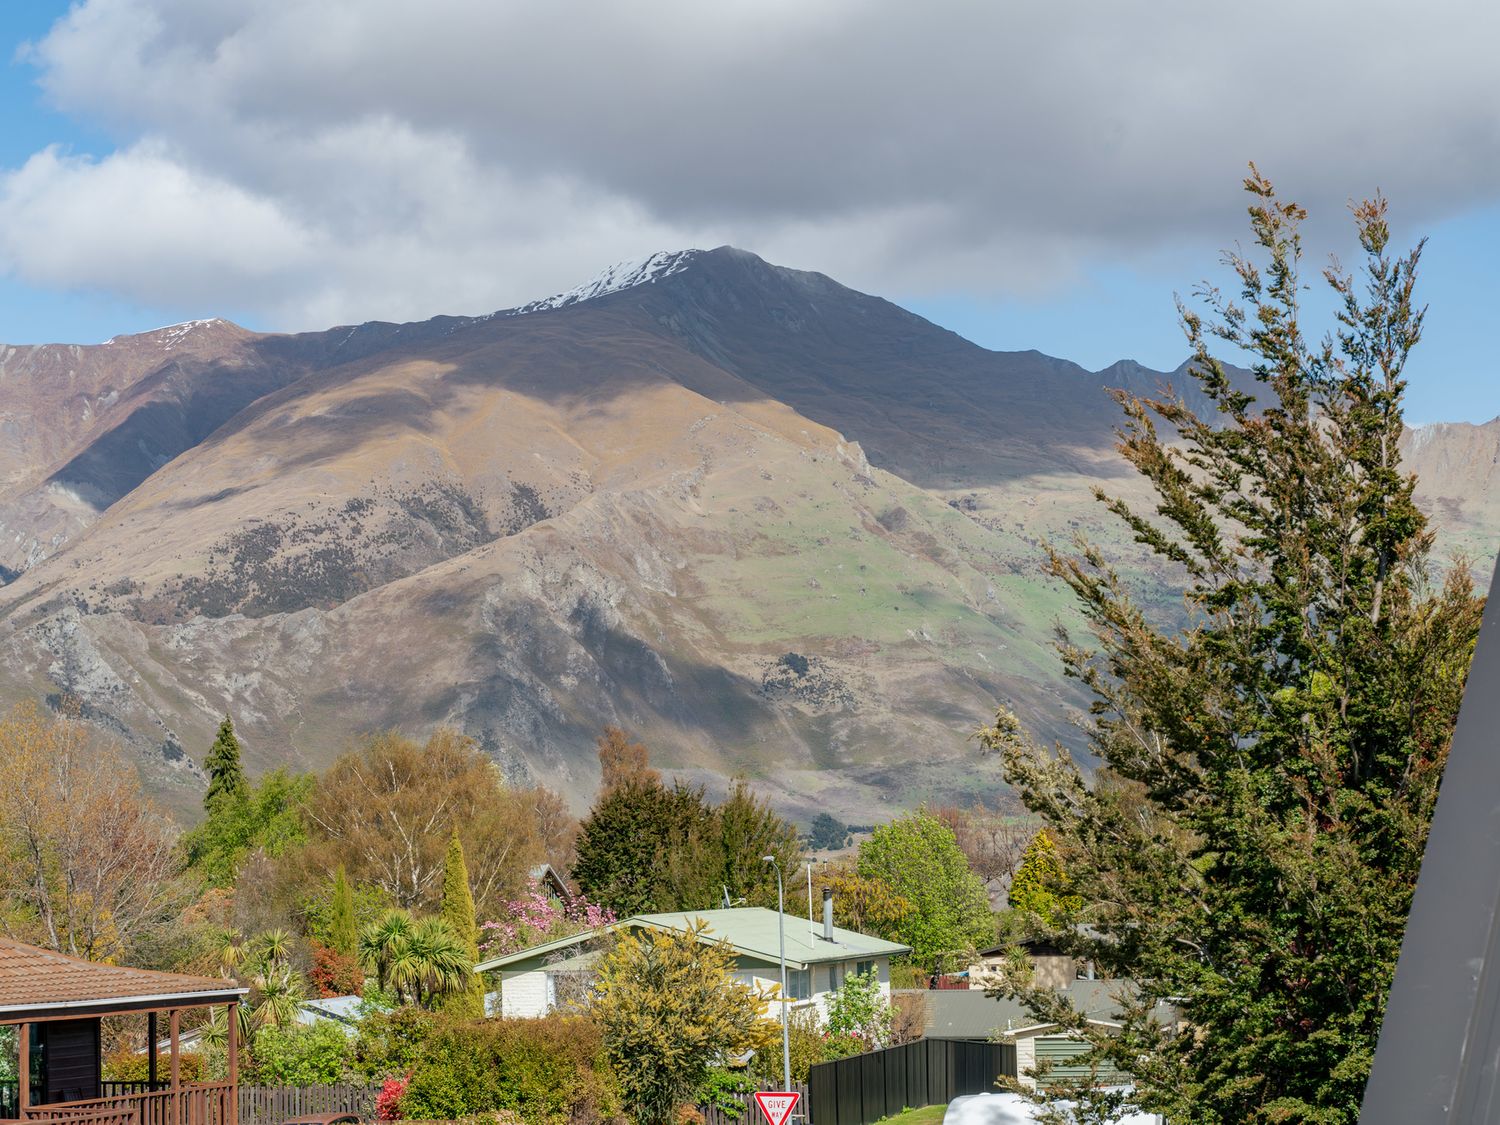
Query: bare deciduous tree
[[0, 701, 181, 960], [930, 803, 1033, 898], [301, 728, 542, 915]]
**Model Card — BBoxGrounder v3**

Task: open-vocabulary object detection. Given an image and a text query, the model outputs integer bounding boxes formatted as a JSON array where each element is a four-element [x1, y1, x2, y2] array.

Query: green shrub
[[246, 1022, 353, 1085], [102, 1045, 206, 1082], [696, 1069, 757, 1119], [748, 1009, 826, 1086], [399, 1015, 621, 1125], [352, 1006, 444, 1081], [824, 969, 893, 1048]]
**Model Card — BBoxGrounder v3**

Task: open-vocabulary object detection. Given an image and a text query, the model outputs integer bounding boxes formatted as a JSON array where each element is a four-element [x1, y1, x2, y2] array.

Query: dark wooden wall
[[38, 1020, 101, 1105]]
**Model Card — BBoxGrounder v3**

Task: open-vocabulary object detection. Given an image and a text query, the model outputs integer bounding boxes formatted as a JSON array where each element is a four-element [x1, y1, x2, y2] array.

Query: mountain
[[0, 248, 1493, 822]]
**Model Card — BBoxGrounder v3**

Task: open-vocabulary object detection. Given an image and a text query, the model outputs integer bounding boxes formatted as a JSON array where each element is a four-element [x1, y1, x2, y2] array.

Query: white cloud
[[4, 0, 1498, 327]]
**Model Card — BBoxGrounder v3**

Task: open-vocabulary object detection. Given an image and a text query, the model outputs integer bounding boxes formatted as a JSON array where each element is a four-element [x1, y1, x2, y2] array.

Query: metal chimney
[[822, 887, 834, 942]]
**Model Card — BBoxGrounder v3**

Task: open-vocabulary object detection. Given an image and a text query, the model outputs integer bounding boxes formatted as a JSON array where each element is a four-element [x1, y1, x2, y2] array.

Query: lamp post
[[764, 854, 791, 1091]]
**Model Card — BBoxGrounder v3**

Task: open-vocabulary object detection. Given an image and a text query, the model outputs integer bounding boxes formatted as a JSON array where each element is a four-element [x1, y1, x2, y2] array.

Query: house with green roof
[[476, 904, 909, 1020]]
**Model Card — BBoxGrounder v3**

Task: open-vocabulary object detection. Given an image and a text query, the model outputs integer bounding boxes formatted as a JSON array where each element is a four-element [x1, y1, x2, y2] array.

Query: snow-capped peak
[[510, 250, 702, 315], [104, 318, 228, 349]]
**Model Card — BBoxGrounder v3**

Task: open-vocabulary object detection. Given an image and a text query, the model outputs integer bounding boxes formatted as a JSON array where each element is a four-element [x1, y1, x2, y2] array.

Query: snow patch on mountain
[[105, 318, 228, 349], [510, 250, 702, 315]]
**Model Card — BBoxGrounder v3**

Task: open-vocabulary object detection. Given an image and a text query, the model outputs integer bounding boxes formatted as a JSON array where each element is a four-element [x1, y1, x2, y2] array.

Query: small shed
[[0, 937, 245, 1125], [1006, 1019, 1129, 1091]]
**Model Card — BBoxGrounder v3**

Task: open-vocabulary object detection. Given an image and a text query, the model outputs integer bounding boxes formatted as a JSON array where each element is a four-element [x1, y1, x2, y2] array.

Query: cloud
[[4, 0, 1498, 328]]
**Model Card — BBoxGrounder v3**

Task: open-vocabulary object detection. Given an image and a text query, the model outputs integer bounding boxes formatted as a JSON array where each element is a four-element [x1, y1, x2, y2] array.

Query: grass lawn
[[874, 1105, 948, 1125]]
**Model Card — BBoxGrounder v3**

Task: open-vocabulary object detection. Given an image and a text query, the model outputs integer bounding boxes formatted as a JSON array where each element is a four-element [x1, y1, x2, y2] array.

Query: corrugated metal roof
[[912, 981, 1150, 1040], [0, 937, 245, 1017], [634, 908, 910, 967], [477, 906, 909, 973]]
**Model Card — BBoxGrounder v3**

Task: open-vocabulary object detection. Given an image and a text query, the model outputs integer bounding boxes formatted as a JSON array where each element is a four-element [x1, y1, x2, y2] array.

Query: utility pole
[[764, 854, 791, 1091]]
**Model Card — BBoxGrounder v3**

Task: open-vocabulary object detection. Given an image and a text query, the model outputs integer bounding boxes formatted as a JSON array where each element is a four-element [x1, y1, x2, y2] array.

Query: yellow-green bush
[[399, 1016, 621, 1125]]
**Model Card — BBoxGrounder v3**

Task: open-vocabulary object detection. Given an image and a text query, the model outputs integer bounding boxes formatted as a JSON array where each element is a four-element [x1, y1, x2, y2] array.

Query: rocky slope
[[0, 248, 1493, 821]]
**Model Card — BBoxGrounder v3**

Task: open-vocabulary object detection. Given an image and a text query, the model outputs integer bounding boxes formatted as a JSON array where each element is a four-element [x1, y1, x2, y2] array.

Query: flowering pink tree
[[479, 878, 615, 955]]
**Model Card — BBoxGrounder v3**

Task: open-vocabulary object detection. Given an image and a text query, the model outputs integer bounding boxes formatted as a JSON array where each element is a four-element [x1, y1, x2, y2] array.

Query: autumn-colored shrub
[[309, 940, 365, 998], [102, 1045, 206, 1082], [376, 1076, 409, 1121]]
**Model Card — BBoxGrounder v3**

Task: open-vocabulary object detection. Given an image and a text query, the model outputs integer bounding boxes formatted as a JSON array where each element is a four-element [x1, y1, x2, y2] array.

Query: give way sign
[[754, 1092, 800, 1125]]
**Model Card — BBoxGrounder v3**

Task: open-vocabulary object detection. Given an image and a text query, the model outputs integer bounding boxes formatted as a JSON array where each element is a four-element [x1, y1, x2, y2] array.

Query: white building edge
[[476, 895, 910, 1022]]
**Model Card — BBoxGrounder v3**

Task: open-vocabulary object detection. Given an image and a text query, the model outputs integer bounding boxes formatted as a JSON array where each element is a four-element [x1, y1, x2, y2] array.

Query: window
[[856, 960, 876, 979], [787, 968, 812, 1000]]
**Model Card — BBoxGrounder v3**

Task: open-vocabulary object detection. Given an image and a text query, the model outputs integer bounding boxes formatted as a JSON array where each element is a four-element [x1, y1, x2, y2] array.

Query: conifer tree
[[573, 777, 718, 915], [203, 714, 249, 809], [440, 831, 485, 1017], [1007, 829, 1080, 926], [982, 171, 1485, 1123], [329, 865, 358, 959], [717, 778, 802, 905]]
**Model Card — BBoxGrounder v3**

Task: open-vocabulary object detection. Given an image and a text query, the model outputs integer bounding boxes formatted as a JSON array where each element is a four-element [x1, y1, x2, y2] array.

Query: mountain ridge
[[0, 248, 1492, 824]]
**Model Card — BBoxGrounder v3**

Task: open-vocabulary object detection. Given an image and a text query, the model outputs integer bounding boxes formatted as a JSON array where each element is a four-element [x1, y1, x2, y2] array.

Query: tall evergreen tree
[[982, 171, 1484, 1123], [717, 778, 802, 906], [573, 778, 717, 915], [1007, 829, 1080, 926], [204, 714, 249, 808], [329, 865, 358, 959], [440, 832, 485, 1017]]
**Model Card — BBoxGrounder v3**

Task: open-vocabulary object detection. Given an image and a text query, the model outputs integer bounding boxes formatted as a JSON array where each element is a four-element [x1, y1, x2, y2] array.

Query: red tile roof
[[0, 937, 244, 1016]]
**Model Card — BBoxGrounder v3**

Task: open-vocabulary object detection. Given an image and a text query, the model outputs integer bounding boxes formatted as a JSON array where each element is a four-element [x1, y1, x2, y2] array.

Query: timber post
[[17, 1022, 29, 1114], [170, 1009, 181, 1125]]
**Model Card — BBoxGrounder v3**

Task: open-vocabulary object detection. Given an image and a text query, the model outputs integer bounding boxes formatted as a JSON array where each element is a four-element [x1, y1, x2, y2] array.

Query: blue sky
[[906, 207, 1500, 425], [0, 1, 1495, 426]]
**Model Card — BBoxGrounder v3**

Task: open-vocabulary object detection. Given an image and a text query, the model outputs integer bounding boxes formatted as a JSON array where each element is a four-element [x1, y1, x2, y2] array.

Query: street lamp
[[763, 855, 791, 1091]]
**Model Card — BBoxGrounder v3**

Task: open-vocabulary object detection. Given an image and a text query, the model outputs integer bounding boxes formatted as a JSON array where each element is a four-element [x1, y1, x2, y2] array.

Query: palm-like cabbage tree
[[213, 929, 246, 979], [394, 916, 473, 1008], [231, 927, 306, 1034], [249, 928, 293, 969], [359, 910, 472, 1008], [195, 1002, 256, 1080], [359, 909, 415, 995], [251, 964, 306, 1030]]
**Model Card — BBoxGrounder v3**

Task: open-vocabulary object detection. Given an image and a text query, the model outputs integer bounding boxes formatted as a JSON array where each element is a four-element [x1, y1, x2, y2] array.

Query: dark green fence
[[807, 1038, 1016, 1125]]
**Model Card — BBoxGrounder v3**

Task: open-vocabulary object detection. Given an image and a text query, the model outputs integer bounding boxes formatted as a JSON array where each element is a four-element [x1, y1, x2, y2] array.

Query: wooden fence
[[4, 1082, 166, 1119], [700, 1081, 809, 1125], [30, 1082, 235, 1125], [807, 1039, 1017, 1125], [237, 1085, 380, 1125]]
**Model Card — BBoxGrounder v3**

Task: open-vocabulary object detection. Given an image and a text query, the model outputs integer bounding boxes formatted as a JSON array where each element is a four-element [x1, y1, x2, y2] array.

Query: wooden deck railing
[[21, 1082, 235, 1125]]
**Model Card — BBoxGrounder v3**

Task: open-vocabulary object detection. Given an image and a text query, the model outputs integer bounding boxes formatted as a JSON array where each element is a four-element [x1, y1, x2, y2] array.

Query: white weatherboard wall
[[739, 957, 894, 1023], [502, 954, 894, 1021], [500, 970, 549, 1018], [1015, 1037, 1038, 1092]]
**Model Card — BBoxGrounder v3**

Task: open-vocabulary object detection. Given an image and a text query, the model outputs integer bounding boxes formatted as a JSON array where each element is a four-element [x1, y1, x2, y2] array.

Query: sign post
[[754, 1091, 800, 1125]]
